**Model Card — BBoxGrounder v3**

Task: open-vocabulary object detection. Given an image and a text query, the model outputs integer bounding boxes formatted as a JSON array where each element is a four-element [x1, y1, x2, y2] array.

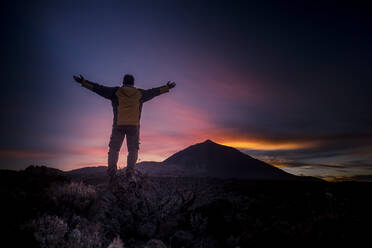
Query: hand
[[73, 74, 86, 84], [167, 81, 176, 89]]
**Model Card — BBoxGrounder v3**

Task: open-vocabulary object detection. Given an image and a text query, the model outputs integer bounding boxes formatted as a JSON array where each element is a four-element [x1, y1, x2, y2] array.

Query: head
[[123, 74, 135, 86]]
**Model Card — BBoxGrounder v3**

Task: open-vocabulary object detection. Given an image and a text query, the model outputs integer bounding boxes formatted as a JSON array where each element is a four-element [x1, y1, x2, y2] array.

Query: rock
[[226, 235, 240, 248], [199, 236, 219, 248], [137, 221, 157, 239], [157, 217, 180, 238], [144, 239, 167, 248], [172, 230, 194, 247]]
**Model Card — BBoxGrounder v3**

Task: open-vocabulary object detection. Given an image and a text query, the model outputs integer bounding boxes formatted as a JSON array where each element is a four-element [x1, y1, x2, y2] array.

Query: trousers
[[107, 125, 139, 178]]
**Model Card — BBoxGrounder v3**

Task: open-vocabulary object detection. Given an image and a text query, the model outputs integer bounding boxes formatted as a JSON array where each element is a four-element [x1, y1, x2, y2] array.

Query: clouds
[[239, 132, 372, 180]]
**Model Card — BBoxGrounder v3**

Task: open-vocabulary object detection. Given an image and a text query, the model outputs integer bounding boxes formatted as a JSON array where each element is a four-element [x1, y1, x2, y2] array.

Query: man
[[73, 74, 176, 187]]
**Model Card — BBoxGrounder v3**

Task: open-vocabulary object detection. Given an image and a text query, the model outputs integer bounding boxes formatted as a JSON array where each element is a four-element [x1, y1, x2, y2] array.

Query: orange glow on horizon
[[219, 140, 314, 150]]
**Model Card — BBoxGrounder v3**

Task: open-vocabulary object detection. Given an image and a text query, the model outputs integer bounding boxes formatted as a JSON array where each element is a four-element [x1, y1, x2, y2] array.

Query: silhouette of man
[[73, 74, 176, 187]]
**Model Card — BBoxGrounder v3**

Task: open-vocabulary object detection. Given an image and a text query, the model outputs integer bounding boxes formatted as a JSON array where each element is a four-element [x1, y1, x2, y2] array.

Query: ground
[[1, 166, 371, 247]]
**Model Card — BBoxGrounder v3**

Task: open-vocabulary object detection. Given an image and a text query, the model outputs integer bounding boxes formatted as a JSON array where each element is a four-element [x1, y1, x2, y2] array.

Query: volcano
[[136, 139, 298, 180]]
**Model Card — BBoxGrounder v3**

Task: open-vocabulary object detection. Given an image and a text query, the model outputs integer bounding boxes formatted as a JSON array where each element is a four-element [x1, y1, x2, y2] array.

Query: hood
[[116, 86, 141, 98]]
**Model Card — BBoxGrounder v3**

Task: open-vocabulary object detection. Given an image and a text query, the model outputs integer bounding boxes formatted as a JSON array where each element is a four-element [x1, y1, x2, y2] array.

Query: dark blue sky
[[1, 0, 371, 180]]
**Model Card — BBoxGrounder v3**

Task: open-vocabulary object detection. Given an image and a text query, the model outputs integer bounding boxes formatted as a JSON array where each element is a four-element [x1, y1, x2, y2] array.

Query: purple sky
[[1, 0, 372, 180]]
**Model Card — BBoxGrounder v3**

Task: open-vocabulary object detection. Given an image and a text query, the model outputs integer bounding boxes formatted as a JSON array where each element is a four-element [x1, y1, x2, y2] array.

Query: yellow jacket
[[82, 81, 170, 126]]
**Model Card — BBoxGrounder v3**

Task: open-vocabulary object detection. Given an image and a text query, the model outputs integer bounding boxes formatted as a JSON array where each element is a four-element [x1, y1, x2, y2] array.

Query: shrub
[[50, 182, 97, 215], [26, 214, 104, 248], [27, 215, 68, 248]]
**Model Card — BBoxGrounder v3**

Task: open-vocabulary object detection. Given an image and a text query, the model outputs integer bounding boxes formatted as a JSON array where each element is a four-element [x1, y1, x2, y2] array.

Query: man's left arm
[[140, 81, 176, 103]]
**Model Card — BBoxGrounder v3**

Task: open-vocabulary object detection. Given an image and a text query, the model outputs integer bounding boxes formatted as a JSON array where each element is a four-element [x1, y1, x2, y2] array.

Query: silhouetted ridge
[[68, 166, 106, 175], [24, 165, 65, 176], [162, 139, 297, 180], [60, 140, 299, 180], [164, 139, 250, 164]]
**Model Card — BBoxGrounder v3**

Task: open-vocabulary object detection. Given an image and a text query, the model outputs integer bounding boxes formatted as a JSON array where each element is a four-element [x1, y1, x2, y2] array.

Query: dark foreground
[[1, 166, 371, 247]]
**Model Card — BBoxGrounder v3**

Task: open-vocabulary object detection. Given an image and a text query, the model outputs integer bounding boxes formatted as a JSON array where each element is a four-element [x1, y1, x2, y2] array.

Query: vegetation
[[1, 166, 371, 247]]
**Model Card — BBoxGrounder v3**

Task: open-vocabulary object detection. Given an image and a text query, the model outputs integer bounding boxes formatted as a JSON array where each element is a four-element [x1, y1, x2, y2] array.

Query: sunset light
[[2, 1, 372, 246], [220, 140, 313, 151], [1, 0, 371, 182]]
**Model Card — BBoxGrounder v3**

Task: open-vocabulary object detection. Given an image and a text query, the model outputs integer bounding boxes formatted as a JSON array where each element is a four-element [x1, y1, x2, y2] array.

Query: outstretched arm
[[140, 81, 176, 103], [73, 74, 117, 100]]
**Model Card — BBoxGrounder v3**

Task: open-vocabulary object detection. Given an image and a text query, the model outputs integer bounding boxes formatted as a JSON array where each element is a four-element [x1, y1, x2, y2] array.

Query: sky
[[1, 0, 371, 181]]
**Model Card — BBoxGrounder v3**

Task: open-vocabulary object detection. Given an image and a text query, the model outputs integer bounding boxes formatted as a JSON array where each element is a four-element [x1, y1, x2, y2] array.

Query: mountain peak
[[203, 139, 215, 144], [199, 139, 224, 147], [196, 139, 238, 152], [163, 140, 297, 180]]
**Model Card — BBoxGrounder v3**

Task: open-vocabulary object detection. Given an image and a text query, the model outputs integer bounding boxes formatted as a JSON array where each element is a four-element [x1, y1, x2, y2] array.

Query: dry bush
[[26, 214, 105, 248], [27, 215, 68, 248], [50, 181, 97, 215]]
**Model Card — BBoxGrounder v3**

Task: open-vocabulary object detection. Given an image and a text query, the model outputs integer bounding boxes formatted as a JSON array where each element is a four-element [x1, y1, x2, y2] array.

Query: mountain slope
[[67, 140, 298, 180], [158, 139, 297, 180], [67, 166, 107, 175]]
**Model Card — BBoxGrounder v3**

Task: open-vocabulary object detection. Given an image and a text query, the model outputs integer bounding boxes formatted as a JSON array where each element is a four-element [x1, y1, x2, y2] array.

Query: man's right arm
[[73, 75, 117, 100]]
